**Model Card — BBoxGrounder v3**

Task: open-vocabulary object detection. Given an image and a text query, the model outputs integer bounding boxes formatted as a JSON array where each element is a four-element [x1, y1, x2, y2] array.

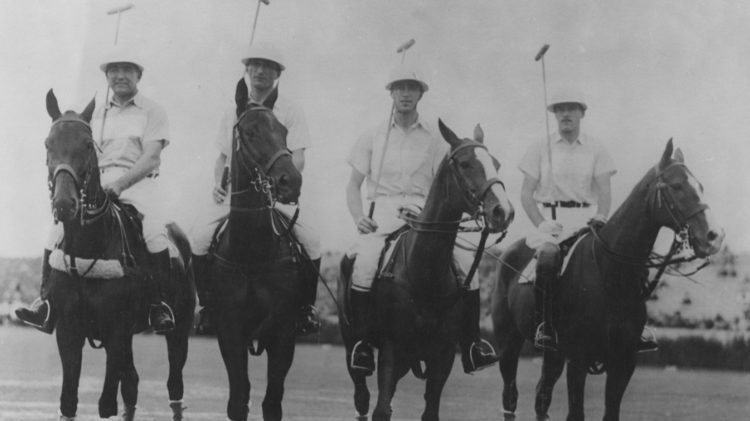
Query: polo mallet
[[99, 3, 135, 145], [535, 43, 556, 220], [367, 38, 416, 219], [249, 0, 270, 46]]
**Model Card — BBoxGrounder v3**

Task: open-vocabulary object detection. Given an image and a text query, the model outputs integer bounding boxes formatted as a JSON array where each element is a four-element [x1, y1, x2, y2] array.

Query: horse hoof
[[121, 403, 136, 421], [355, 413, 368, 421], [58, 409, 76, 421], [170, 400, 187, 420]]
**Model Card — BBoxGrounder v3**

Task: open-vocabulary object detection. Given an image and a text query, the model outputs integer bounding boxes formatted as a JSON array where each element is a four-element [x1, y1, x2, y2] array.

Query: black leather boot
[[350, 289, 375, 375], [534, 263, 558, 351], [193, 253, 216, 335], [460, 289, 499, 374], [295, 258, 321, 335], [16, 249, 55, 334], [148, 250, 175, 334]]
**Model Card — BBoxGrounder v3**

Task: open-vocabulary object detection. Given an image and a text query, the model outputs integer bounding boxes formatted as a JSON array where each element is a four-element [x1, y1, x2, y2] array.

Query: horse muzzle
[[272, 170, 302, 205], [482, 185, 515, 233], [689, 210, 724, 257]]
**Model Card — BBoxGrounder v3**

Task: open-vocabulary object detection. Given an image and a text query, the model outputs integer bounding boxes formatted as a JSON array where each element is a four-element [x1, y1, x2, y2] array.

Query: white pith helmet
[[240, 43, 285, 71], [547, 88, 587, 112], [385, 65, 429, 92], [99, 46, 145, 73]]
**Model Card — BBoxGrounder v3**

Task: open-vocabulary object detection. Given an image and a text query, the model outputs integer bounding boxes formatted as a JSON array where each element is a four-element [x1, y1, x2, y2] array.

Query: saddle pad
[[49, 249, 124, 279], [518, 232, 589, 284]]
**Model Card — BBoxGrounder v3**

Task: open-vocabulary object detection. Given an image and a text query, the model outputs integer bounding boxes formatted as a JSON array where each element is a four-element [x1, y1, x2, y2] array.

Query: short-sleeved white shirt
[[518, 132, 616, 204], [215, 94, 311, 158], [347, 115, 448, 201], [91, 92, 170, 175]]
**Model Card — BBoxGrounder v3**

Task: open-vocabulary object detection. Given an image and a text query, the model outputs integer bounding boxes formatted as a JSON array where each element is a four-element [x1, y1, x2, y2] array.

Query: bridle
[[229, 106, 293, 206], [590, 161, 710, 297], [47, 117, 110, 226]]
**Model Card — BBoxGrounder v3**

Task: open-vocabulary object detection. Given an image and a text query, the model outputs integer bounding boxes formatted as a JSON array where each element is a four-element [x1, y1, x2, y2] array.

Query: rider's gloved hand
[[590, 214, 608, 232], [356, 216, 378, 234], [537, 220, 563, 238], [213, 184, 228, 204]]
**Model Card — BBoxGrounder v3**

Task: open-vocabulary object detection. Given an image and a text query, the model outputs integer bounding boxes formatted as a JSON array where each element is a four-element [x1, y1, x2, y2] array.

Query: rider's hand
[[590, 214, 608, 231], [102, 181, 124, 198], [537, 220, 563, 238], [356, 216, 378, 234], [213, 184, 228, 204]]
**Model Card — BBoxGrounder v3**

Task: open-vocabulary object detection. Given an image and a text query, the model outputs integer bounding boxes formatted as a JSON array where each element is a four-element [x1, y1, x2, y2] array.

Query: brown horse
[[210, 101, 304, 421], [338, 120, 515, 421], [491, 140, 724, 421], [43, 90, 195, 420]]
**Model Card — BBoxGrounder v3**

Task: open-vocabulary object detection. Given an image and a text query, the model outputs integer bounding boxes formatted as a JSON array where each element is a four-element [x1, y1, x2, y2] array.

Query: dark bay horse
[[338, 120, 515, 421], [43, 90, 195, 420], [210, 101, 303, 421], [491, 140, 724, 421]]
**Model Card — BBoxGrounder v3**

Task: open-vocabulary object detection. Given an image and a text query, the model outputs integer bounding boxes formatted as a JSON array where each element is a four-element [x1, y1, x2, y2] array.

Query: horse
[[338, 120, 515, 421], [209, 100, 305, 421], [43, 90, 196, 420], [491, 140, 724, 421]]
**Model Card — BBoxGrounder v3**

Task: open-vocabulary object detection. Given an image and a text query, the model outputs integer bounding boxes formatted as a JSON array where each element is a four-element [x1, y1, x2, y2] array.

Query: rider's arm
[[103, 140, 163, 197], [594, 172, 612, 218], [213, 153, 228, 204], [521, 173, 545, 228], [291, 148, 305, 173], [346, 168, 377, 234]]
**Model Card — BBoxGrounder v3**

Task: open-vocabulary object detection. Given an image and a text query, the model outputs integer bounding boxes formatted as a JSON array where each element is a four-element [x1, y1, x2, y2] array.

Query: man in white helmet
[[345, 65, 499, 375], [17, 47, 175, 333], [190, 43, 321, 335]]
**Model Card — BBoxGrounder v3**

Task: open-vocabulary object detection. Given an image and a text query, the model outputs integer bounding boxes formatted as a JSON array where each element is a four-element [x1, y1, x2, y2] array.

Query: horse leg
[[497, 328, 525, 419], [119, 333, 139, 421], [602, 351, 637, 421], [347, 360, 371, 420], [371, 341, 410, 421], [56, 317, 85, 419], [421, 341, 456, 421], [217, 320, 251, 421], [164, 308, 191, 417], [261, 329, 296, 421], [534, 350, 565, 421], [564, 357, 588, 421]]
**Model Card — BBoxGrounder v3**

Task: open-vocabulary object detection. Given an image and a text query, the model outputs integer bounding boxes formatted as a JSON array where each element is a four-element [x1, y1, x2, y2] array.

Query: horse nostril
[[278, 174, 289, 188], [707, 230, 718, 242], [492, 205, 505, 222]]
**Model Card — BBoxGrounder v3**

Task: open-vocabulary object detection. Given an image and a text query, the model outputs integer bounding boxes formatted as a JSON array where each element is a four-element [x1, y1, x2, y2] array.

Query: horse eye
[[459, 161, 471, 169]]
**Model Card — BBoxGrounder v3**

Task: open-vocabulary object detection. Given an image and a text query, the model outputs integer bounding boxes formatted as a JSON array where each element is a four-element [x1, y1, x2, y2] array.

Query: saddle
[[519, 226, 591, 284]]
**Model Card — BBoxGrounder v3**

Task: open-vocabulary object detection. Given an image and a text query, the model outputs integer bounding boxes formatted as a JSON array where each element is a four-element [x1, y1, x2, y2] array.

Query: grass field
[[1, 325, 748, 421]]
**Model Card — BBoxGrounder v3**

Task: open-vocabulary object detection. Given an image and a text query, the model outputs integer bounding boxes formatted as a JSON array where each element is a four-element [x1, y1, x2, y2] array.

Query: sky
[[1, 0, 748, 258]]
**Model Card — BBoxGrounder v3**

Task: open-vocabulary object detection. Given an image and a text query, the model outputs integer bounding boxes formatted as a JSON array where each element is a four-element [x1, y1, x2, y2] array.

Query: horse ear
[[263, 85, 279, 109], [658, 138, 674, 170], [46, 89, 62, 121], [473, 124, 484, 143], [235, 77, 249, 117], [674, 147, 685, 164], [81, 96, 96, 123], [438, 118, 461, 148]]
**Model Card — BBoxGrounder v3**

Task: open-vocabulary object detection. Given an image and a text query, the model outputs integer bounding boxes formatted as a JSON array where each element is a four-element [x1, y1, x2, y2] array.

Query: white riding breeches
[[525, 206, 596, 250], [190, 200, 321, 260], [47, 167, 170, 253], [347, 195, 477, 292]]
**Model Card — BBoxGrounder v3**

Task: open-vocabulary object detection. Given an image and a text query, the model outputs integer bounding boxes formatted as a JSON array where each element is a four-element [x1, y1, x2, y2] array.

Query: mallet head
[[535, 44, 550, 61], [107, 3, 134, 15], [397, 39, 415, 53]]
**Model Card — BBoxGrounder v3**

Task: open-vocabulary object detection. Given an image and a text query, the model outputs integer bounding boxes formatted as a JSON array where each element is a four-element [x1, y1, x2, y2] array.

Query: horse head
[[437, 119, 514, 233], [45, 89, 98, 223], [233, 105, 302, 204], [648, 139, 724, 257]]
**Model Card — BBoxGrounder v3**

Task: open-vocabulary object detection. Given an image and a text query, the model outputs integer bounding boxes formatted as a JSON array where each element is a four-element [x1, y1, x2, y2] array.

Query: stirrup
[[19, 298, 50, 329], [637, 326, 659, 353], [149, 301, 175, 333], [465, 339, 499, 373], [295, 305, 321, 335], [351, 340, 375, 375], [534, 323, 557, 351]]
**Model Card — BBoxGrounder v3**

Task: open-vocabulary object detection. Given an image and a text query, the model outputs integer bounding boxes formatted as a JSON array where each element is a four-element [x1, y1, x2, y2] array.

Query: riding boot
[[193, 253, 216, 335], [147, 249, 175, 334], [16, 249, 56, 334], [350, 289, 375, 375], [460, 289, 499, 374], [295, 257, 321, 335], [534, 265, 557, 351]]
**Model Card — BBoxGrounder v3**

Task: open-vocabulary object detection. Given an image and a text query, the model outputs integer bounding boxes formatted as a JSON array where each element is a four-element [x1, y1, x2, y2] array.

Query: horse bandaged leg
[[49, 249, 124, 279]]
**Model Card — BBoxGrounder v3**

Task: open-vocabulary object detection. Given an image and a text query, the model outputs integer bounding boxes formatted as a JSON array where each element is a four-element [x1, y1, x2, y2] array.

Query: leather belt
[[543, 201, 590, 208]]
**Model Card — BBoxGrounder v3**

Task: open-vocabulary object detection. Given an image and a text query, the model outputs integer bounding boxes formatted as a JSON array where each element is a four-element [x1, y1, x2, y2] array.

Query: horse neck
[[404, 160, 464, 287], [226, 159, 277, 262], [599, 172, 661, 262]]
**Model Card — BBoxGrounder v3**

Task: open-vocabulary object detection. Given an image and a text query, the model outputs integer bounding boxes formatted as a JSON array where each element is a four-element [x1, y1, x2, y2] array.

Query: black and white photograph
[[1, 1, 748, 420]]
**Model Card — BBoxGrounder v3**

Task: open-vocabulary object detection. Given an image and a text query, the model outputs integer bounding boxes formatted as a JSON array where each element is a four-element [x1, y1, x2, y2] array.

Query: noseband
[[447, 141, 505, 220], [231, 106, 293, 204], [651, 162, 709, 231]]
